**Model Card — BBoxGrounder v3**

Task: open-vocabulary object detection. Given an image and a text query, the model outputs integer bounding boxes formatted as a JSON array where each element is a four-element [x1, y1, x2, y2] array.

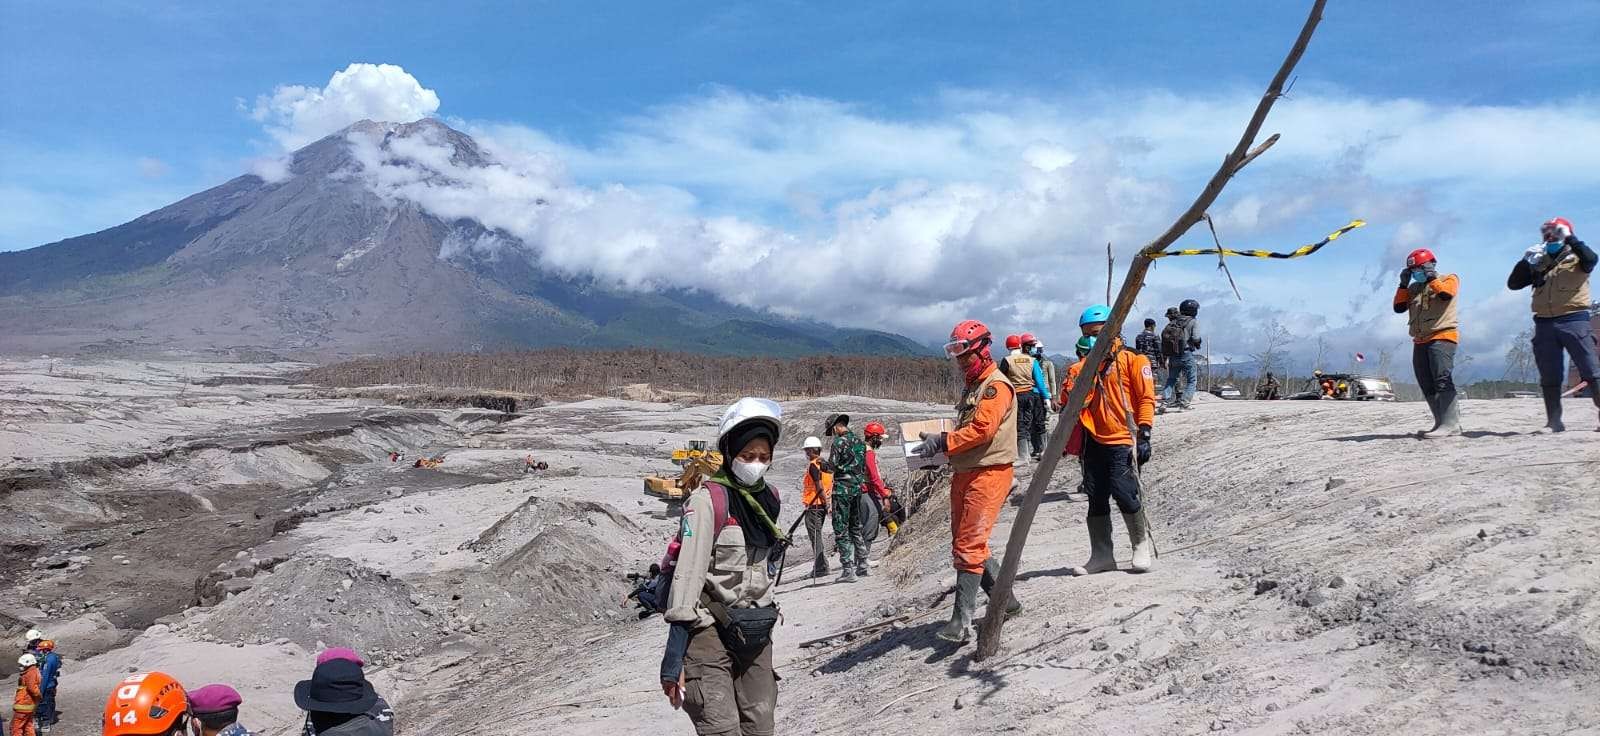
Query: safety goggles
[[943, 338, 984, 357]]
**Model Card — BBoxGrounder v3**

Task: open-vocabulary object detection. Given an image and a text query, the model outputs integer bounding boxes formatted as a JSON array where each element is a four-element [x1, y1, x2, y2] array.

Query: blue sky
[[3, 0, 1598, 375]]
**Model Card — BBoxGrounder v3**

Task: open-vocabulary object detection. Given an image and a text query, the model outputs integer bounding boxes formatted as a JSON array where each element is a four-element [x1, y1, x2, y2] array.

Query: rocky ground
[[2, 357, 1596, 735]]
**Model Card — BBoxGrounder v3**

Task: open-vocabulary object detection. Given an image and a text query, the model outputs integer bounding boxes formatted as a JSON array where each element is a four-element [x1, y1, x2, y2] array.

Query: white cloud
[[251, 63, 440, 150], [261, 72, 1598, 377], [248, 156, 292, 184]]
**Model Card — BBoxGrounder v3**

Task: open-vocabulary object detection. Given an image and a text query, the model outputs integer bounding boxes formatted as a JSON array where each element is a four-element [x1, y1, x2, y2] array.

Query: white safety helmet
[[18, 653, 37, 668], [24, 629, 42, 642], [717, 398, 782, 443], [802, 436, 823, 450]]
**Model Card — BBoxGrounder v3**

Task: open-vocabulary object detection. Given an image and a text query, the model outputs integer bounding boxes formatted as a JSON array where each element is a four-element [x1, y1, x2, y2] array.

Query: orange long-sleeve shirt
[[946, 362, 1015, 456], [13, 666, 41, 712], [1062, 342, 1155, 446]]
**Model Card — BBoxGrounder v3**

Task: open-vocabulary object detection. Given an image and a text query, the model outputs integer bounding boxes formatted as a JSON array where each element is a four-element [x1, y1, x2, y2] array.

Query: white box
[[900, 418, 953, 469]]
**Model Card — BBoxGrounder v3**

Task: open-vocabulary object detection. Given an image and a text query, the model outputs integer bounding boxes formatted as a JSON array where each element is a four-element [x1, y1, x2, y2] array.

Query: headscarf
[[716, 421, 783, 549]]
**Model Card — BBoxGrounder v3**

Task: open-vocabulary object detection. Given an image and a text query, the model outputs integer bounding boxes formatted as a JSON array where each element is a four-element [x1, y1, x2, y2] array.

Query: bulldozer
[[644, 440, 722, 510]]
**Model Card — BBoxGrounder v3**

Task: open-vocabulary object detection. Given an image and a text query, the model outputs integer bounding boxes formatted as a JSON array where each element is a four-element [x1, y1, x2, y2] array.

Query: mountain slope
[[0, 119, 929, 359]]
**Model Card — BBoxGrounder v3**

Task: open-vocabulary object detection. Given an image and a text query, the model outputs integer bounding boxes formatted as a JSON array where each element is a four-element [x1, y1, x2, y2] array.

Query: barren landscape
[[3, 357, 1597, 735]]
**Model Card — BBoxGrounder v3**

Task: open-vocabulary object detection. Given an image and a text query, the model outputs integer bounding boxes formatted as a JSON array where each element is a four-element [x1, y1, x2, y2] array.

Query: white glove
[[1524, 244, 1548, 269]]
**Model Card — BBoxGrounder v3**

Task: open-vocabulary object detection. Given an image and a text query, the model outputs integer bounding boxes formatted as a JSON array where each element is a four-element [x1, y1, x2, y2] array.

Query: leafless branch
[[976, 0, 1329, 660]]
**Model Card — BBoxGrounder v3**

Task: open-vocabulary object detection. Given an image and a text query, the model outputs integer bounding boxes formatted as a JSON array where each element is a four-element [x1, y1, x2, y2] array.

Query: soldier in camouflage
[[824, 413, 868, 583]]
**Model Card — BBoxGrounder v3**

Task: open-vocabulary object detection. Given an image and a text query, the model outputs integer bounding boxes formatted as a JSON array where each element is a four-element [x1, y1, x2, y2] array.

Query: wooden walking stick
[[975, 0, 1330, 660]]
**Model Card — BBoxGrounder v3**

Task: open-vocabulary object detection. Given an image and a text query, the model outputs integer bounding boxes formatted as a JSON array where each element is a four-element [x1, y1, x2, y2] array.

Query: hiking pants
[[1014, 390, 1038, 455], [1027, 392, 1048, 454], [803, 506, 829, 574], [1082, 437, 1141, 517], [682, 624, 776, 736], [950, 465, 1013, 574], [1533, 314, 1600, 400], [1412, 340, 1457, 405], [856, 493, 880, 567], [831, 489, 864, 567], [37, 689, 54, 726], [1165, 353, 1196, 405]]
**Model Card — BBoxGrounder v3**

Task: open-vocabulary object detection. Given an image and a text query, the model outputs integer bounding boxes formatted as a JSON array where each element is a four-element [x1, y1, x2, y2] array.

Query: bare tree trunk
[[975, 0, 1329, 660]]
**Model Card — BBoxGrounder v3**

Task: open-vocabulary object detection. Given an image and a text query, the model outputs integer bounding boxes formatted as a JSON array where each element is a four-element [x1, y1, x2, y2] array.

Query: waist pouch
[[709, 602, 779, 657]]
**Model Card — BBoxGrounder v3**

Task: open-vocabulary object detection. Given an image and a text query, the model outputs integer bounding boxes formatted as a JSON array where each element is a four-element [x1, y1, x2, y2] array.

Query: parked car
[[1286, 373, 1396, 401], [1209, 383, 1243, 399]]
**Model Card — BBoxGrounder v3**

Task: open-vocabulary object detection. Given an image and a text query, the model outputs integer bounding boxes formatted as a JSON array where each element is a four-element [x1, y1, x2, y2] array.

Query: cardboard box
[[900, 418, 954, 469]]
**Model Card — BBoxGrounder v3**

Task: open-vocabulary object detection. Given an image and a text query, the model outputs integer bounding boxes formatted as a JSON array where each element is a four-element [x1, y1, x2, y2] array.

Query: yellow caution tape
[[1151, 219, 1366, 260]]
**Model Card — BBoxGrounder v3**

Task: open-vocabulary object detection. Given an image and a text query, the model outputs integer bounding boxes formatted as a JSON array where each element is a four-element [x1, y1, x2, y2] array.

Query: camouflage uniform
[[827, 430, 868, 567]]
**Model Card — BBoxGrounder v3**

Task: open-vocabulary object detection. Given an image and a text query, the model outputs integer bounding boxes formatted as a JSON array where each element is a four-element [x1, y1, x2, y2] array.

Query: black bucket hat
[[823, 413, 850, 435], [294, 659, 378, 715]]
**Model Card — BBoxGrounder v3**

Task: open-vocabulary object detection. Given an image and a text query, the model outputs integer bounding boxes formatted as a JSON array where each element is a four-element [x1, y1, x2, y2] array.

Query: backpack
[[637, 481, 783, 614], [637, 485, 732, 614], [1160, 319, 1188, 357]]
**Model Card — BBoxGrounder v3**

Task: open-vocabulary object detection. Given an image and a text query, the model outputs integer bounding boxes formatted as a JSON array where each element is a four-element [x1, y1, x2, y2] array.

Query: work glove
[[1524, 244, 1549, 270], [1421, 262, 1438, 281], [1136, 426, 1152, 465], [1398, 267, 1412, 288], [916, 431, 948, 458]]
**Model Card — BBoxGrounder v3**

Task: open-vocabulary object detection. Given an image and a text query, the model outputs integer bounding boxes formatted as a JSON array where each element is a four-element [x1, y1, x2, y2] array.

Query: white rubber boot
[[1124, 511, 1156, 573]]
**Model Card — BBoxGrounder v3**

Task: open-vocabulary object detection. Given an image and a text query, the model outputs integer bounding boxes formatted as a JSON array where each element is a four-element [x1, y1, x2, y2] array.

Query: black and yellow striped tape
[[1151, 219, 1366, 259]]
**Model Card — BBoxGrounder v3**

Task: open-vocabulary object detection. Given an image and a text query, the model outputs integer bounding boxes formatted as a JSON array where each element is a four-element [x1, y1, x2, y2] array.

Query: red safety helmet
[[1004, 334, 1022, 350], [1019, 332, 1037, 346], [1542, 217, 1574, 242], [944, 320, 992, 357], [1405, 248, 1436, 268], [863, 421, 887, 439]]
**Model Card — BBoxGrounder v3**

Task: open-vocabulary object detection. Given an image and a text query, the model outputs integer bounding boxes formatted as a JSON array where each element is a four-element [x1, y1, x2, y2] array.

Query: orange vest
[[801, 458, 833, 507]]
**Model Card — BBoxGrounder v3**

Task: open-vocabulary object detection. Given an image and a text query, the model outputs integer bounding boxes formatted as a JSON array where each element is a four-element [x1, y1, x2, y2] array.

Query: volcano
[[0, 119, 927, 360]]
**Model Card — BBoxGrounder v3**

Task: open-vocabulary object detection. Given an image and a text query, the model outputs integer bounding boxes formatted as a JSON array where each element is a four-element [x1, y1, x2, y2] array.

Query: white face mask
[[731, 459, 769, 486]]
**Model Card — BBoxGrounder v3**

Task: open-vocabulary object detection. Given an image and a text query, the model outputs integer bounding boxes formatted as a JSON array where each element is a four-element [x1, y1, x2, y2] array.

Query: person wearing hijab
[[660, 397, 785, 736]]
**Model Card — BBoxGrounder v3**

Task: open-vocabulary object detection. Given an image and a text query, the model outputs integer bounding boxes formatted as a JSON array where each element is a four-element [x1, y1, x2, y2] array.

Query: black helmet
[[1179, 299, 1200, 317]]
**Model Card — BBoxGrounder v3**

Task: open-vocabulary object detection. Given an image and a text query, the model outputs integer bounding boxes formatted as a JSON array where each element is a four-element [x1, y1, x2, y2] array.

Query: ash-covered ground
[[3, 357, 1595, 735]]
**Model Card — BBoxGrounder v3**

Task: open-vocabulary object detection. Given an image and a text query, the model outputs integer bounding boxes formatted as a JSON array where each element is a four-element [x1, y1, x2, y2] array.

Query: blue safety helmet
[[1078, 304, 1112, 326]]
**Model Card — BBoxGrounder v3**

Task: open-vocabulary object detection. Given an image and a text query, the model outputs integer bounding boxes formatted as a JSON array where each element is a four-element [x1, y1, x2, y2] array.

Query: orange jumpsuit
[[11, 666, 40, 736], [946, 362, 1018, 574]]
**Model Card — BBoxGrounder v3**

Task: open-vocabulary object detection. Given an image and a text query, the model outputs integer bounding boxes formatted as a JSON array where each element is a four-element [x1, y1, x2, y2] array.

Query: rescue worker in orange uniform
[[101, 671, 193, 736], [917, 319, 1023, 643], [800, 435, 834, 578], [1062, 304, 1158, 576], [1394, 247, 1462, 437], [12, 654, 41, 736]]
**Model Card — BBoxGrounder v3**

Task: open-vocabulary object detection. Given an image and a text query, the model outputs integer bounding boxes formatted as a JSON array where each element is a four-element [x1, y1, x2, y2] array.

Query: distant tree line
[[298, 349, 963, 404]]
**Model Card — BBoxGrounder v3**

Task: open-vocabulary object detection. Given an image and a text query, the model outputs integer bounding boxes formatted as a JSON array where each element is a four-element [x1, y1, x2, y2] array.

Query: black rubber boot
[[1539, 384, 1566, 433], [937, 572, 981, 642], [980, 558, 1023, 617]]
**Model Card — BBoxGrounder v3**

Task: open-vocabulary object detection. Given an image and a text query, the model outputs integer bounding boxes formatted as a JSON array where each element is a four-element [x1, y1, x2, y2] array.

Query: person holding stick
[[1062, 305, 1157, 575]]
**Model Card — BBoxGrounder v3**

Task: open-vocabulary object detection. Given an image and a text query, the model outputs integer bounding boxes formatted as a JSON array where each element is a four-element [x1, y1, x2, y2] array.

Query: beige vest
[[1406, 276, 1459, 340], [1532, 256, 1593, 318], [949, 369, 1018, 471], [1001, 353, 1037, 392]]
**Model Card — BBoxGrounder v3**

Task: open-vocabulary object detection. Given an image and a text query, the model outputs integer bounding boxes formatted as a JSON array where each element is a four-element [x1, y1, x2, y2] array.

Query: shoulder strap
[[705, 482, 731, 538]]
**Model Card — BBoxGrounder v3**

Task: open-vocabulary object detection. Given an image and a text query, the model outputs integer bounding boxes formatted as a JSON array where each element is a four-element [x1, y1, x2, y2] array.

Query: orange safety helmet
[[36, 639, 55, 652], [863, 421, 887, 439], [102, 671, 190, 736]]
